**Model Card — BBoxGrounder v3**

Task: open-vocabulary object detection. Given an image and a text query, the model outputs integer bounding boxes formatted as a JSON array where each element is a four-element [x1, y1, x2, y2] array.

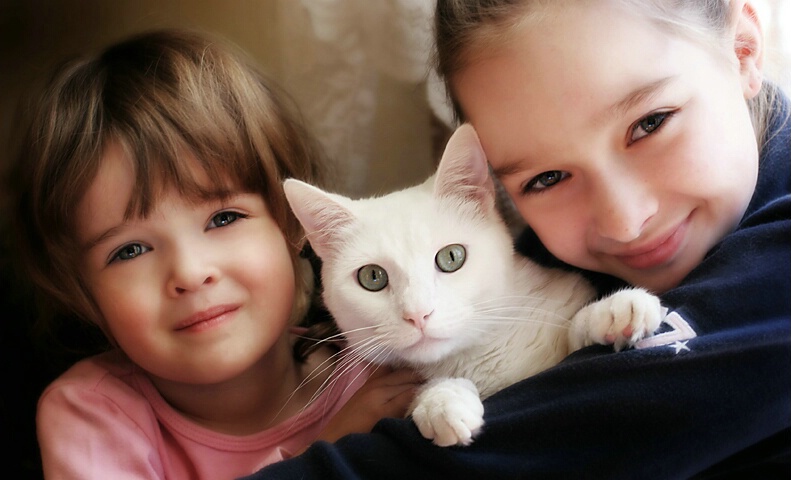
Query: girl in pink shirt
[[7, 28, 419, 479]]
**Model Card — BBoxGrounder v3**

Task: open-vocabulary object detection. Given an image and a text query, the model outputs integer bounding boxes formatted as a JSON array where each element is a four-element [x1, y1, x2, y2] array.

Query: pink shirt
[[37, 349, 367, 479]]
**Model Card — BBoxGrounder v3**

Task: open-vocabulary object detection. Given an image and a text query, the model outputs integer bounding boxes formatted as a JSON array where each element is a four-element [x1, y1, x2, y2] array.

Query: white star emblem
[[670, 340, 690, 354], [636, 310, 697, 350]]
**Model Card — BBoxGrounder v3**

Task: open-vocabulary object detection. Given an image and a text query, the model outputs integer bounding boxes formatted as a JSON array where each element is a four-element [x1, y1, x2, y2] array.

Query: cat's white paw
[[410, 377, 484, 447], [569, 288, 663, 352]]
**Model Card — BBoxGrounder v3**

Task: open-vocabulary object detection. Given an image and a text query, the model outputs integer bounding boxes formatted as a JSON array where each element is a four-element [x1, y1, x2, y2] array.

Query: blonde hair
[[7, 29, 330, 356], [434, 0, 781, 148]]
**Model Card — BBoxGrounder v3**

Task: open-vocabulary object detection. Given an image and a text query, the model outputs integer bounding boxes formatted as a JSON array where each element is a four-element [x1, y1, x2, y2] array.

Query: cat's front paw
[[410, 377, 484, 447], [569, 288, 663, 351]]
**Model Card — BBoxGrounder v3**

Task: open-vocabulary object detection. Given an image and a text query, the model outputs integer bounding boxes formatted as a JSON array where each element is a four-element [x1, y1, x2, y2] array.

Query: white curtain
[[275, 0, 448, 196]]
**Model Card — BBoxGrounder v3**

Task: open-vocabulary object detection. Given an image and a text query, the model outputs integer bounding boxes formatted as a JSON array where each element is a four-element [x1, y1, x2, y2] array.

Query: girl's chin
[[616, 267, 688, 294]]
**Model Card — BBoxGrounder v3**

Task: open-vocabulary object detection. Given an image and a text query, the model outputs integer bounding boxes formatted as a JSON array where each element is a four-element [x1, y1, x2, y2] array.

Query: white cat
[[284, 124, 663, 447]]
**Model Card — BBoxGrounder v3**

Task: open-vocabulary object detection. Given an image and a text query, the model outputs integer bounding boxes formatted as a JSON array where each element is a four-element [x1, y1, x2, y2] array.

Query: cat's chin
[[396, 336, 460, 366]]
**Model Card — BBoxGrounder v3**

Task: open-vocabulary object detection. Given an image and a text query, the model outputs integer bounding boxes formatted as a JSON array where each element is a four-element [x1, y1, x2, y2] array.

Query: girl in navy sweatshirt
[[245, 1, 790, 478]]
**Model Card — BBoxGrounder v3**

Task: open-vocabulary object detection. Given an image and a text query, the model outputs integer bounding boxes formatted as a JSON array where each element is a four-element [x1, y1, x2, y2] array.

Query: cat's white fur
[[284, 124, 662, 447]]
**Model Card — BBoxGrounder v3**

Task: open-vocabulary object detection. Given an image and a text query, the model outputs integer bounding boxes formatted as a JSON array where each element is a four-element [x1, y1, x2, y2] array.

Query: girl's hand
[[315, 367, 422, 444]]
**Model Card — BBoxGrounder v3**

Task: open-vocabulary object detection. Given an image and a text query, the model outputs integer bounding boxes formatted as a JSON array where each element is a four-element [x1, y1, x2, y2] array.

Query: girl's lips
[[175, 305, 239, 332], [615, 217, 689, 270]]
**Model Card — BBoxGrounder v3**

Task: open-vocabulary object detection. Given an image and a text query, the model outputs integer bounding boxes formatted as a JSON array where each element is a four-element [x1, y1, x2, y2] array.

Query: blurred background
[[1, 1, 789, 478], [2, 0, 790, 197], [0, 0, 446, 200]]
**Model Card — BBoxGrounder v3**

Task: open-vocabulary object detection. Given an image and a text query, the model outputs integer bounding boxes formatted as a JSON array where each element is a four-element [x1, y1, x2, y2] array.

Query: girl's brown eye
[[523, 170, 570, 194], [631, 111, 671, 143], [536, 171, 563, 187]]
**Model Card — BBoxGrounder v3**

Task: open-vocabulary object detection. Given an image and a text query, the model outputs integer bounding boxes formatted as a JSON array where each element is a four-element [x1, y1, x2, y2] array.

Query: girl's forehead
[[76, 142, 137, 247], [458, 8, 664, 119]]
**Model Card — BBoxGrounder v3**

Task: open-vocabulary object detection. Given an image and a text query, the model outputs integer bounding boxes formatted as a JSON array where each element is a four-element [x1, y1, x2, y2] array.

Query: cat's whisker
[[291, 325, 387, 360], [470, 315, 570, 330], [276, 349, 384, 437], [474, 294, 584, 308], [471, 305, 573, 325], [274, 329, 391, 418], [301, 342, 395, 418], [331, 324, 384, 337], [274, 348, 355, 424], [285, 347, 379, 430], [346, 337, 393, 368]]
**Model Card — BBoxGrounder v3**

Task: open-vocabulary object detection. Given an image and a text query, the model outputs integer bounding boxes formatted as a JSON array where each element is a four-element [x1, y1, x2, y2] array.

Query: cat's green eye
[[357, 264, 389, 292], [436, 244, 466, 273]]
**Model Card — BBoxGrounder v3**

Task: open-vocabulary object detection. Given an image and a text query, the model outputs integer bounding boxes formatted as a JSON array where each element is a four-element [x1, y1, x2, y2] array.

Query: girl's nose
[[166, 247, 217, 296], [590, 177, 657, 243]]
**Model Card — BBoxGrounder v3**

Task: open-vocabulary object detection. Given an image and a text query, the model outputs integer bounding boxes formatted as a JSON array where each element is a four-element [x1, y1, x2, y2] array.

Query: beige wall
[[0, 0, 436, 197]]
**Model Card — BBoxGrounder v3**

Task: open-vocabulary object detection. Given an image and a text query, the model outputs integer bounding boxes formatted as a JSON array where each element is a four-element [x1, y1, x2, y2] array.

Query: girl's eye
[[630, 111, 671, 143], [110, 243, 149, 263], [357, 264, 388, 292], [523, 170, 570, 194], [208, 211, 246, 229], [436, 244, 466, 273]]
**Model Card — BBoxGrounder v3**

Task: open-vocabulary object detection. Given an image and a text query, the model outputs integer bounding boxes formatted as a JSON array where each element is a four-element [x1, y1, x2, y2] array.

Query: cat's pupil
[[436, 244, 466, 273], [357, 264, 389, 292]]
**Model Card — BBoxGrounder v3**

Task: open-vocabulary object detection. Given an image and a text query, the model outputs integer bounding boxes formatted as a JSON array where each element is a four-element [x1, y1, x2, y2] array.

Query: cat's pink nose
[[404, 310, 433, 330]]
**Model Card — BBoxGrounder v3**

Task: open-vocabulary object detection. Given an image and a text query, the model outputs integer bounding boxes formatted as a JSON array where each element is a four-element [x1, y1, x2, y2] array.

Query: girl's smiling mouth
[[175, 305, 240, 332], [615, 215, 691, 270]]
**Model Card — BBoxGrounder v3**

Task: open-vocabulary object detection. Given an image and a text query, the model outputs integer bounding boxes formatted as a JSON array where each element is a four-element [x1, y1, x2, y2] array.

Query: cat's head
[[284, 124, 516, 366]]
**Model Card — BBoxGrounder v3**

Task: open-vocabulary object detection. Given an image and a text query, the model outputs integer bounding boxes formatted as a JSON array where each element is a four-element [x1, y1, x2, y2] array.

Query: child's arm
[[313, 367, 421, 444]]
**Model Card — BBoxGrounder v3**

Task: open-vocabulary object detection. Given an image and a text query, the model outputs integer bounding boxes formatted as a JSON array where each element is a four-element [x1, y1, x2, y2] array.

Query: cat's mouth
[[397, 334, 456, 362]]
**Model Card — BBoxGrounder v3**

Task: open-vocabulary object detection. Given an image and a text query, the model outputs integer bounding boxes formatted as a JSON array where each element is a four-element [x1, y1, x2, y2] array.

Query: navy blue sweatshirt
[[243, 92, 791, 480]]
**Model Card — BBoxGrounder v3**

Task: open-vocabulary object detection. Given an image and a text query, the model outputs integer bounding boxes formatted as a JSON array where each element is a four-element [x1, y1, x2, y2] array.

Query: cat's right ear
[[434, 123, 496, 215], [283, 179, 355, 259]]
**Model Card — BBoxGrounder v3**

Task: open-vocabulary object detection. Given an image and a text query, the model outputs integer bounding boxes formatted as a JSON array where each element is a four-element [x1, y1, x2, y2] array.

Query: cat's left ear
[[283, 179, 355, 259], [433, 123, 497, 214]]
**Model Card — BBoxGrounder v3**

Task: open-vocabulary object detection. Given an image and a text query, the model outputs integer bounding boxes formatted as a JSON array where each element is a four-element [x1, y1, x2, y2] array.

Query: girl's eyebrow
[[607, 76, 674, 119], [82, 225, 124, 253], [491, 159, 526, 179]]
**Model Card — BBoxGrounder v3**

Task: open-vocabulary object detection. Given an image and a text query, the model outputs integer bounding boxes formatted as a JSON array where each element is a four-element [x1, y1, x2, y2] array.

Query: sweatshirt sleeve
[[37, 367, 167, 480]]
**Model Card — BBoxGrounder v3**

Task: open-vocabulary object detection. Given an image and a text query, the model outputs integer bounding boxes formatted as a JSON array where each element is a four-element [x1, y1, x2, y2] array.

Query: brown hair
[[6, 29, 332, 359], [434, 0, 781, 147]]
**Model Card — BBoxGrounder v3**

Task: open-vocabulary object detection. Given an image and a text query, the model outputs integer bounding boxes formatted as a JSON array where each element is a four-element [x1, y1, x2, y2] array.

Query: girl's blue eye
[[523, 170, 569, 194], [630, 111, 670, 143], [111, 243, 149, 263], [208, 211, 245, 229]]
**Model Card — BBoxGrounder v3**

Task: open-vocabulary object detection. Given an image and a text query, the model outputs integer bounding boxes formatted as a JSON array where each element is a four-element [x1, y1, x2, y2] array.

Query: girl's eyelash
[[520, 170, 570, 196], [108, 243, 149, 265], [628, 109, 677, 145], [208, 210, 249, 229]]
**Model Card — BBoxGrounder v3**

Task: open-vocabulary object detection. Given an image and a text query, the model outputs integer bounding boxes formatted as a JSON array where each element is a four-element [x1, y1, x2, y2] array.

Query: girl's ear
[[731, 0, 764, 99]]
